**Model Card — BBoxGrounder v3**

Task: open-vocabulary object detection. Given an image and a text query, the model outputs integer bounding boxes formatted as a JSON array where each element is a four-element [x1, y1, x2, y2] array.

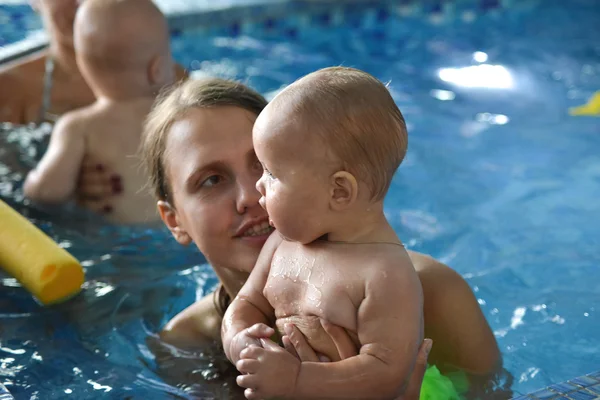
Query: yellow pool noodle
[[0, 199, 84, 305], [569, 91, 600, 117]]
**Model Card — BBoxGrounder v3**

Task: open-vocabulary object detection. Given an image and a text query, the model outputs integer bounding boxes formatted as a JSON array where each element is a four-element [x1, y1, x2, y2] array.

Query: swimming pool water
[[1, 0, 599, 398]]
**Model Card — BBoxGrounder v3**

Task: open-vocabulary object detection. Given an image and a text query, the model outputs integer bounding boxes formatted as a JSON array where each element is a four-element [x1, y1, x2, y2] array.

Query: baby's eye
[[264, 168, 274, 179], [200, 175, 223, 188]]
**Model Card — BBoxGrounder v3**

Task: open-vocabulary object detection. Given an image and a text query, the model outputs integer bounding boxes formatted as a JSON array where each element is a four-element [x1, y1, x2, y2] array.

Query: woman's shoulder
[[407, 251, 473, 305], [0, 50, 46, 78], [0, 51, 46, 123]]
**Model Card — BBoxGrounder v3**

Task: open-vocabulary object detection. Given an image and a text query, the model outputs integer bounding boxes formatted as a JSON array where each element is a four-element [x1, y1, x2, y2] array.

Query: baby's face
[[253, 105, 333, 244]]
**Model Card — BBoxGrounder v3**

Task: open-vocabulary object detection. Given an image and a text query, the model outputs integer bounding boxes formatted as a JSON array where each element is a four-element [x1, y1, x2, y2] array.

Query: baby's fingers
[[237, 374, 259, 389], [236, 359, 260, 374], [246, 323, 275, 339], [240, 345, 264, 360], [244, 388, 262, 400]]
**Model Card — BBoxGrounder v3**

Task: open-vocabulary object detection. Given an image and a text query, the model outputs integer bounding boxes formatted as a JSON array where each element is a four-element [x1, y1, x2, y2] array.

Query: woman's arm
[[408, 251, 501, 375]]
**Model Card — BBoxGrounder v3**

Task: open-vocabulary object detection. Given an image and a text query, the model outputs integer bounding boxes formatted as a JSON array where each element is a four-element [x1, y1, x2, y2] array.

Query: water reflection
[[439, 64, 514, 89]]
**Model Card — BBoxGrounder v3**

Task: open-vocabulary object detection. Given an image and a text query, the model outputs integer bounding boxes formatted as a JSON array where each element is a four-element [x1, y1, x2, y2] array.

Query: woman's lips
[[239, 229, 273, 247]]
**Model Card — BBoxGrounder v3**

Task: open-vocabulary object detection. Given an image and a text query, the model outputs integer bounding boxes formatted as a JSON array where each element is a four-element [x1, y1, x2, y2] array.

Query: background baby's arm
[[24, 114, 86, 203], [292, 256, 423, 399], [221, 232, 282, 364]]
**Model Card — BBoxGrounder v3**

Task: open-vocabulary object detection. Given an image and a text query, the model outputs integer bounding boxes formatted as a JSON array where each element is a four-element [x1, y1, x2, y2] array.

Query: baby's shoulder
[[364, 244, 415, 275]]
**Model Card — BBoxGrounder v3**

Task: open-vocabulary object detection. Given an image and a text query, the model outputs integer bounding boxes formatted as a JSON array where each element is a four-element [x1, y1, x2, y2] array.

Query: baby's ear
[[329, 171, 358, 211], [147, 55, 173, 88], [157, 201, 192, 246]]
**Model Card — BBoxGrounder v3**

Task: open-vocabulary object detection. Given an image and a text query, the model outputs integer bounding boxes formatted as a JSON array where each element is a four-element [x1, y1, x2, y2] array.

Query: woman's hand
[[282, 319, 433, 400], [75, 157, 121, 213]]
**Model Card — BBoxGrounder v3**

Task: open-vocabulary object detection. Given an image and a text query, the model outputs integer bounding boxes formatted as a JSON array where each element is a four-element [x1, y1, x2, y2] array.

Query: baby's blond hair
[[277, 67, 407, 201], [141, 78, 267, 203]]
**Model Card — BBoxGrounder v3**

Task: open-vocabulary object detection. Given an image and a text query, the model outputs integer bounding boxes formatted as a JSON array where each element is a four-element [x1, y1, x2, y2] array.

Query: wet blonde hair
[[141, 78, 268, 202], [276, 66, 408, 201]]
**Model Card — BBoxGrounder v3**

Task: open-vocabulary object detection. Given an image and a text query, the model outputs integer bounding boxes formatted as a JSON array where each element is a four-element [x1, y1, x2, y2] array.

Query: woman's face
[[33, 0, 81, 47], [159, 106, 273, 273]]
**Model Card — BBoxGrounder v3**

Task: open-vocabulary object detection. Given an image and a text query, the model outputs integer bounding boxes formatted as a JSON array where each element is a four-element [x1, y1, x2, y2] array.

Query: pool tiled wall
[[513, 371, 600, 400], [0, 382, 14, 400]]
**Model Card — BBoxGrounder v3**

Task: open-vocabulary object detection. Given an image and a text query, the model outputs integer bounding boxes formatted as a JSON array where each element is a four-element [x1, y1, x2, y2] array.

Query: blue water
[[0, 4, 42, 47], [1, 0, 600, 398]]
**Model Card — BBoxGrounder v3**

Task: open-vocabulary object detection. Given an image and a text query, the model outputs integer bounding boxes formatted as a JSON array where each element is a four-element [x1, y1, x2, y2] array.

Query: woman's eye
[[200, 175, 223, 188]]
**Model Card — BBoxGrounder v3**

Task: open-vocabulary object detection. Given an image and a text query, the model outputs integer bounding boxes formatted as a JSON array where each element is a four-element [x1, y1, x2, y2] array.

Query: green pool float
[[420, 365, 469, 400]]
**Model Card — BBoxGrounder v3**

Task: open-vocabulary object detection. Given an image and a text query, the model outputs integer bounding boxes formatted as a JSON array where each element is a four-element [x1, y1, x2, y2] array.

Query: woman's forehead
[[165, 107, 256, 175], [168, 107, 254, 150]]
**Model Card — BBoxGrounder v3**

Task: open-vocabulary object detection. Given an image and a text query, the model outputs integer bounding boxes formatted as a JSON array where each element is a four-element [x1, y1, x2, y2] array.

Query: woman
[[78, 77, 500, 397], [0, 0, 184, 125]]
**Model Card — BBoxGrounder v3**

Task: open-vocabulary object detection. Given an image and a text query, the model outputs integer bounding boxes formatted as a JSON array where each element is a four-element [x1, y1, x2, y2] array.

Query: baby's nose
[[258, 196, 266, 211], [255, 176, 265, 195]]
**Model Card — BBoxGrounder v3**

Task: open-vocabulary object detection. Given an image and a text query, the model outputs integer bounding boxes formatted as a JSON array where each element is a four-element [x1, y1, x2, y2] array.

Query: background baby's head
[[74, 0, 175, 99], [253, 66, 408, 242]]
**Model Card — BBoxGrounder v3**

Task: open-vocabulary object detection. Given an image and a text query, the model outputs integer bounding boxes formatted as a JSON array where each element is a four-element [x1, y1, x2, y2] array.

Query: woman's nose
[[236, 175, 262, 214]]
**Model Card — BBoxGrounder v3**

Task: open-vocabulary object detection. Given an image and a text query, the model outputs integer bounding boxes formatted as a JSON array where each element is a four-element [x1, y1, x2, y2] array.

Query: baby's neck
[[93, 82, 156, 102], [325, 202, 398, 244], [94, 93, 156, 107]]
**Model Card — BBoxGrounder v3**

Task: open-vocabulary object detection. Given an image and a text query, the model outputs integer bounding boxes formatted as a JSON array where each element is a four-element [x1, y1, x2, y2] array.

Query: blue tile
[[263, 17, 276, 30], [589, 372, 600, 380], [511, 396, 531, 400], [571, 376, 600, 388], [529, 389, 559, 399], [315, 12, 331, 26], [586, 385, 600, 395], [550, 383, 579, 395], [567, 390, 597, 400], [376, 7, 389, 22], [481, 0, 500, 9], [284, 27, 298, 39], [229, 22, 241, 36]]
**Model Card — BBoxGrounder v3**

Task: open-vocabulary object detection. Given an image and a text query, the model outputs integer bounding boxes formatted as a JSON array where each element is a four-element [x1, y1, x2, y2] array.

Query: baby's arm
[[24, 114, 86, 203], [238, 255, 424, 400], [221, 232, 282, 364]]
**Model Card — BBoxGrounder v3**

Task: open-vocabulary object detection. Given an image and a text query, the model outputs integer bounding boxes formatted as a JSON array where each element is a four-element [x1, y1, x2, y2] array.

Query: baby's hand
[[236, 338, 300, 400], [230, 323, 275, 364]]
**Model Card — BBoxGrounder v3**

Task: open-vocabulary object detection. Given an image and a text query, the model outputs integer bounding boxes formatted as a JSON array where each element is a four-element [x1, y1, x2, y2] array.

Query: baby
[[222, 67, 424, 399], [24, 0, 176, 224]]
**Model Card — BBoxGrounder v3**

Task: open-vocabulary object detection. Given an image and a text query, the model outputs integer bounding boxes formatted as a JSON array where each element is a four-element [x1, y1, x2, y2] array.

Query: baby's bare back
[[265, 241, 412, 361], [78, 99, 158, 224]]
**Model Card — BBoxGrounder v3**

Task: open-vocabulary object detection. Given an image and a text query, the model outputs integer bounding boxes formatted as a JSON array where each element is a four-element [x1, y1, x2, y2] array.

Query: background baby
[[24, 0, 176, 224]]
